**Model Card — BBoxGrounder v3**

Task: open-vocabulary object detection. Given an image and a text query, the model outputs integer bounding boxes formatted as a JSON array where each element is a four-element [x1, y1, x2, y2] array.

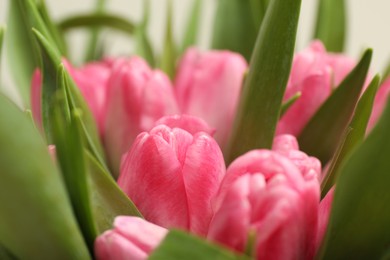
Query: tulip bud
[[118, 124, 225, 236], [174, 48, 248, 148], [63, 59, 112, 135], [273, 134, 322, 181], [316, 188, 334, 252], [104, 58, 179, 175], [95, 216, 167, 260], [154, 114, 215, 136], [277, 41, 356, 136], [208, 150, 320, 260]]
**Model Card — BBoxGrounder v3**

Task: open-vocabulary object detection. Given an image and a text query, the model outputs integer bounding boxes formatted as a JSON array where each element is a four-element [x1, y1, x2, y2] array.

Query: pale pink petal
[[175, 48, 247, 148], [277, 73, 332, 136], [118, 126, 192, 229], [95, 216, 167, 260], [182, 133, 225, 235], [155, 114, 215, 136]]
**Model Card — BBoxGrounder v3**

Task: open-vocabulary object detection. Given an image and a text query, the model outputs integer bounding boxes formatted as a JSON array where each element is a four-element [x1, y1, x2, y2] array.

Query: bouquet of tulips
[[1, 0, 390, 259]]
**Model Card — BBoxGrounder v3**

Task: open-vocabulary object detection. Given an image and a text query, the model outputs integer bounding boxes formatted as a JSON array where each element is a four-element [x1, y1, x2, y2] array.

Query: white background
[[0, 0, 389, 103]]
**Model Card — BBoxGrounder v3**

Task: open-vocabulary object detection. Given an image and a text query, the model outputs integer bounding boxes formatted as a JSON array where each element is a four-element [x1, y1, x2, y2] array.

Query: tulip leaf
[[36, 0, 67, 55], [314, 0, 346, 52], [0, 94, 90, 259], [160, 0, 177, 79], [84, 0, 107, 62], [58, 13, 135, 36], [0, 244, 17, 260], [0, 26, 4, 74], [85, 151, 143, 233], [318, 89, 390, 260], [33, 29, 107, 169], [134, 0, 155, 67], [225, 0, 302, 163], [6, 0, 59, 106], [212, 0, 267, 62], [280, 91, 301, 116], [149, 230, 249, 260], [50, 80, 97, 251], [321, 75, 380, 198], [181, 0, 202, 53], [32, 29, 62, 142], [298, 49, 372, 165], [59, 65, 143, 234]]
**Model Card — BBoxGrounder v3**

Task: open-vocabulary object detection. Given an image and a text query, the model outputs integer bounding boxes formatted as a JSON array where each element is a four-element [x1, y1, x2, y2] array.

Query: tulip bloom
[[118, 123, 225, 235], [175, 48, 248, 148], [63, 60, 112, 135], [277, 41, 356, 136], [208, 150, 320, 260], [95, 216, 167, 260], [104, 58, 179, 175], [272, 134, 322, 181]]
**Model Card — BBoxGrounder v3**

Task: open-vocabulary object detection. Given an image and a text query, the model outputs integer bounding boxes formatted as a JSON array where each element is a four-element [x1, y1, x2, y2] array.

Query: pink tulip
[[368, 78, 390, 131], [154, 114, 215, 136], [118, 123, 225, 236], [208, 150, 320, 260], [316, 188, 334, 252], [104, 57, 179, 175], [95, 216, 167, 260], [272, 134, 322, 181], [174, 48, 248, 148], [277, 41, 356, 136], [63, 59, 112, 135], [31, 69, 43, 130]]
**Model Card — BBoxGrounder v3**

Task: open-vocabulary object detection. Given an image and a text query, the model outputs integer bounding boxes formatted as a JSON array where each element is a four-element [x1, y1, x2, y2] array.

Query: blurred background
[[0, 0, 389, 102]]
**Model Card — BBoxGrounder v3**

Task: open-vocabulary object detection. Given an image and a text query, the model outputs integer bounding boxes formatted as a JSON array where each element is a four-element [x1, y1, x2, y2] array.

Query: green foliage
[[314, 0, 346, 52], [319, 87, 390, 260], [212, 0, 268, 61], [298, 49, 372, 165], [0, 94, 90, 259], [226, 0, 302, 163], [321, 75, 380, 197], [149, 230, 249, 260]]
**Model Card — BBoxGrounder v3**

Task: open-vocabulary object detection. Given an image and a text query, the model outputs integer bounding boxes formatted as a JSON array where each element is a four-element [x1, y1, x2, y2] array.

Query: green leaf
[[160, 0, 177, 79], [181, 0, 202, 53], [321, 75, 380, 198], [33, 29, 107, 170], [85, 151, 143, 233], [318, 86, 390, 260], [314, 0, 346, 52], [225, 0, 302, 163], [33, 29, 62, 143], [0, 244, 17, 260], [0, 25, 5, 76], [280, 91, 301, 116], [84, 0, 107, 62], [298, 49, 372, 165], [382, 57, 390, 81], [58, 13, 135, 36], [0, 94, 90, 259], [6, 0, 60, 106], [212, 0, 267, 61], [36, 0, 68, 55], [50, 83, 97, 252], [149, 230, 249, 260], [134, 0, 155, 67]]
